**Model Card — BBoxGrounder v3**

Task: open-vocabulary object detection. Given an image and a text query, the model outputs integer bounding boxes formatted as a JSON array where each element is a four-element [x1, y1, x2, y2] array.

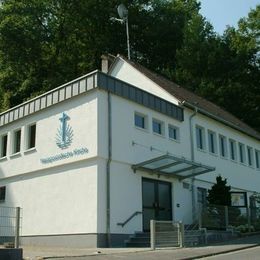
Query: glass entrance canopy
[[132, 154, 215, 180]]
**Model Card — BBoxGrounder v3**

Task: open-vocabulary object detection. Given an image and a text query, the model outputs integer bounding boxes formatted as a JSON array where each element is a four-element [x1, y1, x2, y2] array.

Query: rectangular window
[[255, 150, 260, 169], [0, 186, 6, 202], [196, 125, 205, 150], [153, 119, 164, 135], [0, 134, 8, 158], [208, 130, 217, 154], [219, 135, 227, 158], [168, 125, 180, 141], [13, 129, 21, 154], [229, 139, 237, 161], [247, 146, 254, 167], [134, 113, 146, 129], [239, 143, 246, 164], [27, 124, 36, 149]]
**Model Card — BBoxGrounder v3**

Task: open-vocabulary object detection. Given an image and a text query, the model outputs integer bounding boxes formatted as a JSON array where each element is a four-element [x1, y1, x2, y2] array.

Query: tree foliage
[[0, 0, 259, 132], [207, 176, 231, 206]]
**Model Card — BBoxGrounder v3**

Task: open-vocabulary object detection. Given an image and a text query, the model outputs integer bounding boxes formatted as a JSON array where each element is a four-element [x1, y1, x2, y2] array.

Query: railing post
[[150, 220, 156, 250], [224, 206, 229, 230], [179, 221, 184, 248], [198, 204, 202, 229], [14, 207, 20, 248], [247, 207, 251, 233]]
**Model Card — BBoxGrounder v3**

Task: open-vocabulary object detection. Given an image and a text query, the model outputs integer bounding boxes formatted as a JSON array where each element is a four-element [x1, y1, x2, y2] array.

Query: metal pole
[[150, 220, 155, 250], [14, 207, 20, 248], [247, 207, 251, 233], [179, 221, 184, 247], [106, 92, 112, 247], [224, 206, 229, 230], [125, 17, 130, 60]]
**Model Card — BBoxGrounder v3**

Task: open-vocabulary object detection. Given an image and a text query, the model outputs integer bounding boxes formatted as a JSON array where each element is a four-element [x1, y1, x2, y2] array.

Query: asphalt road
[[202, 246, 260, 260], [50, 246, 260, 260]]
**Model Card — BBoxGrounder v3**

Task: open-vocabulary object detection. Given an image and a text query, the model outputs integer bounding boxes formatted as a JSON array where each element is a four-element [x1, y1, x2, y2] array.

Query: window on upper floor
[[255, 150, 260, 170], [208, 130, 217, 154], [247, 146, 254, 167], [13, 129, 21, 154], [229, 139, 237, 161], [0, 186, 6, 203], [168, 124, 180, 141], [152, 119, 164, 136], [238, 143, 246, 164], [196, 125, 206, 150], [0, 134, 8, 158], [27, 123, 36, 149], [219, 135, 228, 158], [134, 112, 147, 130]]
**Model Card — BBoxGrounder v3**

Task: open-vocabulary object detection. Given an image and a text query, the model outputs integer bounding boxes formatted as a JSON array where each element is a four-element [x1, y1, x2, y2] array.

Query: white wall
[[0, 91, 98, 178], [0, 91, 100, 235], [110, 58, 179, 105], [97, 86, 260, 230]]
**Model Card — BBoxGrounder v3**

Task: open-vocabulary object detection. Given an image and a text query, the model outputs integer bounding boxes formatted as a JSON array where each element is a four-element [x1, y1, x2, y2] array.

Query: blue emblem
[[56, 112, 73, 149]]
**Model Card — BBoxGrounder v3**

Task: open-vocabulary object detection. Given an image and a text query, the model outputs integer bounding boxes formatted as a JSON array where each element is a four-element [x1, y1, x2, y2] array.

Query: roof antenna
[[110, 4, 131, 60]]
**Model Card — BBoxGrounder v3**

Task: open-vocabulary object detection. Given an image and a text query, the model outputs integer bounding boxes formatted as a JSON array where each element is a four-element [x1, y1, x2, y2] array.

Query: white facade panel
[[110, 58, 179, 105]]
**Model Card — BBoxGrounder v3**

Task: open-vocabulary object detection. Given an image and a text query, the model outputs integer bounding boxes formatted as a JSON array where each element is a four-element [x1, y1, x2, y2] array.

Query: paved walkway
[[22, 234, 260, 260]]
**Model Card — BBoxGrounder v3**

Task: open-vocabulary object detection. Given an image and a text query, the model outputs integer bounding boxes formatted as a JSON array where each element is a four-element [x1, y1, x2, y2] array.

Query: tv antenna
[[110, 4, 131, 60]]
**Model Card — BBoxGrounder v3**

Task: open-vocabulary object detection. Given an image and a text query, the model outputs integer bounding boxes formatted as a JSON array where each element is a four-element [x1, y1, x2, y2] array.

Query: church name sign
[[40, 147, 89, 164]]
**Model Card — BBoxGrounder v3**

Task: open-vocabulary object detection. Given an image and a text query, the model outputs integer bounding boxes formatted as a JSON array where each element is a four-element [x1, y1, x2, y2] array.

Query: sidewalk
[[22, 234, 260, 260]]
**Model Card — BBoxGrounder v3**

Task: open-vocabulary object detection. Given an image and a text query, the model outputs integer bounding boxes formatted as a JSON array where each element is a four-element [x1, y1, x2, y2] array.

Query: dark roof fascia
[[0, 70, 184, 128], [182, 101, 260, 141]]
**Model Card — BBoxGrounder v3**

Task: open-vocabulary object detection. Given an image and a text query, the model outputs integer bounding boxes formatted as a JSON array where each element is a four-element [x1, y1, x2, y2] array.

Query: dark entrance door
[[142, 178, 172, 231]]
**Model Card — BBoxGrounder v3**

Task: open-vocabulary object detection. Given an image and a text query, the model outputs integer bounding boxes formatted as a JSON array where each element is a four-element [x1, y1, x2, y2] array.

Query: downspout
[[188, 105, 198, 223], [106, 92, 112, 247]]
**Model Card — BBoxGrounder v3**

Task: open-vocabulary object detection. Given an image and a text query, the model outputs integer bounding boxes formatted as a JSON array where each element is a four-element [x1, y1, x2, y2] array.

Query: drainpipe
[[188, 105, 198, 223], [106, 92, 112, 247]]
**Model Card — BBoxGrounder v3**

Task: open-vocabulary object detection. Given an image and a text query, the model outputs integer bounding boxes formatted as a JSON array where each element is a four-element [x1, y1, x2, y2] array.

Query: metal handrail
[[117, 211, 142, 227]]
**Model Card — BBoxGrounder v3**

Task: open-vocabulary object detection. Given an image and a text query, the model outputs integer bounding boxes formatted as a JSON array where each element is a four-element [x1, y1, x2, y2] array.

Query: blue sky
[[199, 0, 260, 34]]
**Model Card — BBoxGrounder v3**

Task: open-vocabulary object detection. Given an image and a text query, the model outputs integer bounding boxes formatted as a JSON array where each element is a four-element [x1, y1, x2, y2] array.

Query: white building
[[0, 54, 259, 247]]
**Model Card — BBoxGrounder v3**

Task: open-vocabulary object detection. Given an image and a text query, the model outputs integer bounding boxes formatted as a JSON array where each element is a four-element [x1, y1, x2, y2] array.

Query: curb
[[181, 243, 260, 260]]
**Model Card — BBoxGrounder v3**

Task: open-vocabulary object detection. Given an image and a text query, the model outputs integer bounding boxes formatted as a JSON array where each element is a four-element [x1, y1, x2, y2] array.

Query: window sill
[[24, 147, 37, 154], [153, 132, 165, 138], [10, 152, 22, 159], [239, 162, 247, 167], [0, 156, 7, 162], [134, 126, 149, 133], [230, 159, 237, 164], [220, 155, 228, 160], [169, 137, 180, 143], [197, 148, 206, 153], [209, 152, 218, 157]]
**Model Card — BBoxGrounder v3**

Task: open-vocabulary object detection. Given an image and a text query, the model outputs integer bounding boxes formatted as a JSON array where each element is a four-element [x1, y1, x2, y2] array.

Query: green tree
[[0, 0, 258, 134], [207, 175, 231, 206]]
